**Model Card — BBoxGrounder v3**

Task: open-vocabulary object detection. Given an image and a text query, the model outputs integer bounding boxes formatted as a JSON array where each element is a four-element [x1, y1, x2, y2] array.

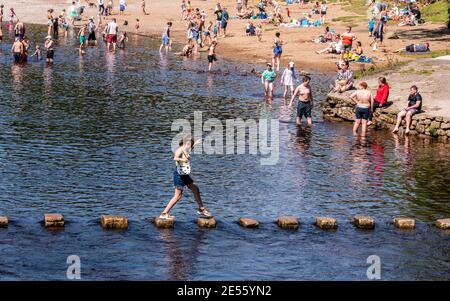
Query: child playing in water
[[159, 135, 212, 220], [207, 40, 218, 71], [159, 22, 172, 53], [118, 32, 128, 49], [30, 44, 42, 61], [261, 62, 277, 100], [77, 24, 87, 54], [280, 61, 297, 102]]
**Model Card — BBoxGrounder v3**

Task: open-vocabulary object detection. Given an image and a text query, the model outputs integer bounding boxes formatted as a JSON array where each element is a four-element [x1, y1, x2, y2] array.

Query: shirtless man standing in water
[[349, 81, 373, 136], [289, 75, 314, 126], [11, 38, 24, 63]]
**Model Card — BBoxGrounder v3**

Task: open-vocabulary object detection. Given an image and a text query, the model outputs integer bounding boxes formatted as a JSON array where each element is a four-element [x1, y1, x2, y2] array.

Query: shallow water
[[0, 25, 449, 280]]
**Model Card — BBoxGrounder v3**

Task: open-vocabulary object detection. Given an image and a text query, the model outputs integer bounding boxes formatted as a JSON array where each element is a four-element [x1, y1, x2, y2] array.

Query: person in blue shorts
[[159, 136, 212, 220]]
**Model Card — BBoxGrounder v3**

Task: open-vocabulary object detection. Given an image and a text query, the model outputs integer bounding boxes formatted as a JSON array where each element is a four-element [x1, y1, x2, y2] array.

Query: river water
[[0, 25, 449, 280]]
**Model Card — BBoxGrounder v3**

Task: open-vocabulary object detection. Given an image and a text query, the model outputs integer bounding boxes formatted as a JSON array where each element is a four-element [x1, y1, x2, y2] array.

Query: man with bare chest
[[289, 75, 314, 126], [11, 38, 24, 63]]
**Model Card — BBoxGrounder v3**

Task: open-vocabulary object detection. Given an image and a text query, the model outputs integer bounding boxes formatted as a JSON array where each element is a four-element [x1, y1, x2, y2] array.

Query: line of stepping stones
[[0, 215, 449, 230]]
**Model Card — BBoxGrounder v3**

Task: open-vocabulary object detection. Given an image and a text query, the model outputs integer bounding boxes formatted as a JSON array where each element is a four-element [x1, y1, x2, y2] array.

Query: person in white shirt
[[106, 18, 118, 51]]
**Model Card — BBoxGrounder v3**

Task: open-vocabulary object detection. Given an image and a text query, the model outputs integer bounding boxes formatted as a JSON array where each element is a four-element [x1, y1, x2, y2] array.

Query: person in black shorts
[[393, 85, 422, 134], [288, 75, 314, 126], [350, 81, 373, 136]]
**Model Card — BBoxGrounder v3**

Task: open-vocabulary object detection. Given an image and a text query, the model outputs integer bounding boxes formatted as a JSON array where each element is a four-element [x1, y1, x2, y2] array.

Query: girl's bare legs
[[187, 183, 206, 210], [162, 188, 183, 215], [264, 81, 269, 97], [268, 82, 274, 99], [283, 85, 288, 99]]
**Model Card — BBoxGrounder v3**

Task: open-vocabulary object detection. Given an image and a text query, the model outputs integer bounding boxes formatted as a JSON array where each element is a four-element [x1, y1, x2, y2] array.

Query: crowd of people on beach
[[0, 0, 433, 221]]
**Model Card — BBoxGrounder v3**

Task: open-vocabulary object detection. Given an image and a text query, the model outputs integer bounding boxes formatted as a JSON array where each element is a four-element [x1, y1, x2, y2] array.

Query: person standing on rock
[[368, 76, 389, 125], [392, 85, 422, 135], [159, 135, 212, 221], [350, 81, 373, 136], [289, 75, 314, 126]]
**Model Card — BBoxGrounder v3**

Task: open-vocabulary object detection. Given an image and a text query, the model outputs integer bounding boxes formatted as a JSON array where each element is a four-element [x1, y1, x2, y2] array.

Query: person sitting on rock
[[392, 85, 422, 134], [368, 76, 389, 125], [331, 60, 354, 93]]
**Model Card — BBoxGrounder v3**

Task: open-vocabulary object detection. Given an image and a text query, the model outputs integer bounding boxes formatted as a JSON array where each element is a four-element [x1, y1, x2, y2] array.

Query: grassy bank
[[422, 0, 450, 24]]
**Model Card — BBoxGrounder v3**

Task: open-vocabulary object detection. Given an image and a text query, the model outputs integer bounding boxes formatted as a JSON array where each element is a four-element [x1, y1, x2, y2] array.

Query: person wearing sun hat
[[280, 61, 298, 102], [44, 35, 54, 63], [261, 62, 277, 101]]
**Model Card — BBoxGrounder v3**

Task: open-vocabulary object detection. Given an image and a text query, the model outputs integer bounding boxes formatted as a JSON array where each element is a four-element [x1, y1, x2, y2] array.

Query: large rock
[[100, 215, 128, 229], [277, 216, 299, 229], [239, 217, 259, 228], [198, 217, 217, 228], [353, 215, 375, 229], [0, 216, 8, 228], [441, 122, 450, 130], [435, 218, 450, 230], [44, 214, 65, 227], [154, 216, 174, 229], [393, 217, 415, 229], [315, 217, 338, 230]]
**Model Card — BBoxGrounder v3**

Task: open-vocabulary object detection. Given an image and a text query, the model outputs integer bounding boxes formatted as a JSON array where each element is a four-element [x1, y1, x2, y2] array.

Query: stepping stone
[[435, 218, 450, 230], [277, 216, 299, 229], [198, 217, 217, 228], [44, 214, 65, 227], [353, 215, 375, 229], [100, 215, 128, 229], [315, 217, 338, 230], [239, 217, 259, 228], [154, 216, 174, 229], [0, 216, 8, 228], [393, 217, 415, 230]]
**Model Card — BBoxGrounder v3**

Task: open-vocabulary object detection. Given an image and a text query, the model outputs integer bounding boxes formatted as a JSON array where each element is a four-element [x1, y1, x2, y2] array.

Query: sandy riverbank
[[2, 0, 449, 74]]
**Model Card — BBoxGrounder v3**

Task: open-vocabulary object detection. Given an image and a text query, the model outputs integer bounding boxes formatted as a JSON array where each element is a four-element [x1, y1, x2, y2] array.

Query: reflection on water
[[0, 25, 449, 280]]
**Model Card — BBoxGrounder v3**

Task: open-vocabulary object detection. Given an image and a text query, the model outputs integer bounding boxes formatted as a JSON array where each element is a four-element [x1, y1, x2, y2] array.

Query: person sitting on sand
[[392, 85, 422, 134], [331, 60, 353, 93], [245, 21, 256, 36], [393, 42, 430, 53], [316, 34, 342, 54], [368, 76, 389, 125], [350, 81, 373, 136], [158, 135, 212, 221], [398, 12, 416, 26]]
